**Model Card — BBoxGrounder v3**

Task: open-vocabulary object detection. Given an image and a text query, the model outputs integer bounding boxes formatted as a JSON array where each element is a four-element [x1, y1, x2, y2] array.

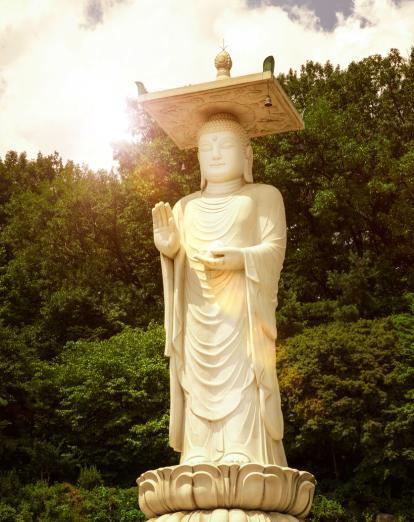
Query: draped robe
[[161, 182, 287, 465]]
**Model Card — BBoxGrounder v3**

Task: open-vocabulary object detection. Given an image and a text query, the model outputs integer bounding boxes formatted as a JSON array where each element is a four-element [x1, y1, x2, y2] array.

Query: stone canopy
[[136, 52, 304, 149]]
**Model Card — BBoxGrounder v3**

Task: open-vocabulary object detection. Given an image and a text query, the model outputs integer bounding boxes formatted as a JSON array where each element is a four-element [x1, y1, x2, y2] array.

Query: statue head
[[197, 113, 253, 190]]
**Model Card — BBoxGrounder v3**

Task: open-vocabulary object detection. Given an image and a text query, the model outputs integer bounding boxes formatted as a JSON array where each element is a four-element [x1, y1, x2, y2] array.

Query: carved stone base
[[147, 509, 301, 521], [137, 463, 316, 521]]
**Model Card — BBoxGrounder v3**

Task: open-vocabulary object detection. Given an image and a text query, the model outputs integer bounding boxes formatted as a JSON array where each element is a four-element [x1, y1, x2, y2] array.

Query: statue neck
[[204, 177, 245, 195]]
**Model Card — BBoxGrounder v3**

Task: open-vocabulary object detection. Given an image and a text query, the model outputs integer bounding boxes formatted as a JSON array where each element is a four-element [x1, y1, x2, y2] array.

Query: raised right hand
[[152, 201, 180, 258]]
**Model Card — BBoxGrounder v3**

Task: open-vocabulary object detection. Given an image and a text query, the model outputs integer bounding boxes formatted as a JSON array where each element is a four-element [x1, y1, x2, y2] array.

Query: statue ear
[[244, 144, 253, 183], [198, 150, 207, 189]]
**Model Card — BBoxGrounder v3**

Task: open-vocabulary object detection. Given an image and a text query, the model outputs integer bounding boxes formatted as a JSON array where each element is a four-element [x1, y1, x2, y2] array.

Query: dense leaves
[[279, 312, 414, 518], [0, 470, 143, 521], [1, 325, 173, 486], [257, 49, 414, 327], [49, 325, 174, 482], [0, 49, 413, 520]]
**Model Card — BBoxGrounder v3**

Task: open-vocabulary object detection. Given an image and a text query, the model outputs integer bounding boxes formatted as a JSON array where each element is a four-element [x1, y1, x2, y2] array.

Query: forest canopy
[[0, 48, 413, 521]]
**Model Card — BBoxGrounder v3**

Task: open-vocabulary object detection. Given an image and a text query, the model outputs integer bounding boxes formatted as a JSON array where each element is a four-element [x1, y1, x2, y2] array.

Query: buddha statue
[[152, 112, 287, 467]]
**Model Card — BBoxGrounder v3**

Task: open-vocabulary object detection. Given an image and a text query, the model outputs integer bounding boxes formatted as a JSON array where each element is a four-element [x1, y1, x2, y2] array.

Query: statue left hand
[[193, 246, 244, 271]]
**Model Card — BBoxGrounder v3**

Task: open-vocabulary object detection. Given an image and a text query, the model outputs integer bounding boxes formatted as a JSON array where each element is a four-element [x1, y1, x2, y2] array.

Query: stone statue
[[152, 113, 287, 467], [137, 50, 315, 522]]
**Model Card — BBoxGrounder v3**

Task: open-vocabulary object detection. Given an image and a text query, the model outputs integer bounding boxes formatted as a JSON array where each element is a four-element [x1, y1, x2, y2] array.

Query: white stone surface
[[152, 115, 287, 466], [147, 510, 300, 521], [138, 463, 315, 520], [145, 54, 314, 520], [138, 71, 304, 149]]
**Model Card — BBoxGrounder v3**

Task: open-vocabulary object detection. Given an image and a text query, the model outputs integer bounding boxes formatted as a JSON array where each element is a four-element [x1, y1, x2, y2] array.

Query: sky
[[1, 0, 413, 170]]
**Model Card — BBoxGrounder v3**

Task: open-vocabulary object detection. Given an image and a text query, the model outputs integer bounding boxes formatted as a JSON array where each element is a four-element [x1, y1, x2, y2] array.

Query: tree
[[255, 49, 414, 322], [278, 311, 414, 518], [35, 324, 174, 484]]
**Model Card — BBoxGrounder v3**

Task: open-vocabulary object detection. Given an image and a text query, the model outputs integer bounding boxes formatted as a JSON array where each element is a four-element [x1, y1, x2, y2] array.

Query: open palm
[[152, 201, 180, 258]]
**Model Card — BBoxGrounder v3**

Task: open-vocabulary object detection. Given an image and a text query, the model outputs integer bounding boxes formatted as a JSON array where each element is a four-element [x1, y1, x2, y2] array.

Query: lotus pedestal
[[137, 463, 316, 521]]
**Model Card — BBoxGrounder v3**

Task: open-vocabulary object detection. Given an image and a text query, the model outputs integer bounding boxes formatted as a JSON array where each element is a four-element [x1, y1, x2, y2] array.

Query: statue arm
[[159, 200, 185, 452], [159, 200, 184, 356], [243, 184, 287, 339], [244, 185, 287, 279], [198, 186, 286, 273], [243, 186, 287, 442]]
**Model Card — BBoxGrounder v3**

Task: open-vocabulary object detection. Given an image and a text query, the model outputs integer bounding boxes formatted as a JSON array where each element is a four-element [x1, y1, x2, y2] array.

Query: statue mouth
[[209, 163, 225, 167]]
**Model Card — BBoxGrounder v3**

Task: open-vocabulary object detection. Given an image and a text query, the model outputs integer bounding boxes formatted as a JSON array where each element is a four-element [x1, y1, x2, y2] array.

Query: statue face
[[198, 128, 246, 184]]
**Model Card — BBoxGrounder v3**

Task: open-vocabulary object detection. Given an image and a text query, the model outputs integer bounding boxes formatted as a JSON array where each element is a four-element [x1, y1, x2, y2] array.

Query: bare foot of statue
[[221, 453, 250, 464]]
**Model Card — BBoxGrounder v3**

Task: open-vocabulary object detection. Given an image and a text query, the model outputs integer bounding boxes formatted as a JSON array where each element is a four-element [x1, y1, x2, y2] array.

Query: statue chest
[[183, 193, 256, 249]]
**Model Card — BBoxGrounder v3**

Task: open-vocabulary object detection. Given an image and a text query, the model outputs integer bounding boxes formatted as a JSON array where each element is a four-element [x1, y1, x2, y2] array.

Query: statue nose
[[212, 143, 222, 159]]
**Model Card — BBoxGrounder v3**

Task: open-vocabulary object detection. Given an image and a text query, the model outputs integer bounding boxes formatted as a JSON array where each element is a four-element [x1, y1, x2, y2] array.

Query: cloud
[[283, 4, 322, 31], [82, 0, 131, 30], [0, 0, 413, 170], [83, 0, 104, 28]]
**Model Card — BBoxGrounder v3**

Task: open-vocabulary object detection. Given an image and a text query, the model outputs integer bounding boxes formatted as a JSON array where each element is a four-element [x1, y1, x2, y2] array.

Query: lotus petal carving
[[147, 509, 300, 521], [137, 464, 316, 520]]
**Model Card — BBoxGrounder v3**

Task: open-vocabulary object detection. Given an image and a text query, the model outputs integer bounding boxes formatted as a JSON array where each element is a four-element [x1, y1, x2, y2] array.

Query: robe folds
[[161, 182, 287, 465]]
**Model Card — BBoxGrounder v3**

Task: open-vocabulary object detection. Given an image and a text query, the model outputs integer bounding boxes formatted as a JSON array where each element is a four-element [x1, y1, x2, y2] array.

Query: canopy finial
[[215, 44, 232, 80]]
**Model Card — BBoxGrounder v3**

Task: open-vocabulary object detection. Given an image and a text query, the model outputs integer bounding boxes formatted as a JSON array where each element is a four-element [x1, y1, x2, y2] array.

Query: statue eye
[[220, 139, 235, 149], [199, 143, 212, 152]]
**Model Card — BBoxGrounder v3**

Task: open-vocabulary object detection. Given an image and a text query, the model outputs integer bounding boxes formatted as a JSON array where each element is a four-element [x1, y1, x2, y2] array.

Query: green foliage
[[0, 324, 174, 485], [0, 475, 144, 521], [308, 494, 347, 522], [0, 325, 39, 471], [77, 467, 103, 491], [0, 152, 166, 359], [256, 49, 414, 322], [0, 503, 18, 522], [278, 313, 414, 518], [38, 325, 174, 484]]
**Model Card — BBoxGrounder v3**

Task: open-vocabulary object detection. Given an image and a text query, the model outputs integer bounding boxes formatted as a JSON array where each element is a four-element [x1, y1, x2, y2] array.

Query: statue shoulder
[[173, 191, 201, 215], [246, 183, 284, 204]]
